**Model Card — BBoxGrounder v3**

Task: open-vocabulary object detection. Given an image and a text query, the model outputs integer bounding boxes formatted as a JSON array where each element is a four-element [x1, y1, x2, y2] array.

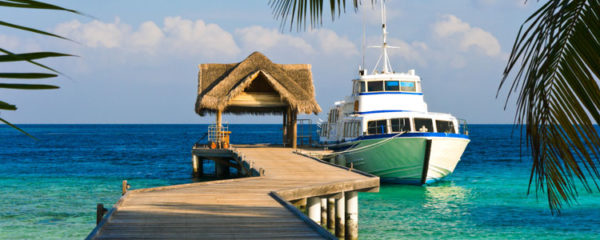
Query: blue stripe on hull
[[322, 132, 470, 145], [359, 92, 423, 96], [357, 132, 469, 140]]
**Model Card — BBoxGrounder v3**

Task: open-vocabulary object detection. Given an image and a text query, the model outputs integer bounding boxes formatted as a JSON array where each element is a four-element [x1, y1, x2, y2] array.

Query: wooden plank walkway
[[87, 147, 379, 240]]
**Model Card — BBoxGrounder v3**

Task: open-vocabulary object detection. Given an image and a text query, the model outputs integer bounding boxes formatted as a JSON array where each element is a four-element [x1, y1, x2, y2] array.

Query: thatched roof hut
[[195, 51, 321, 116], [195, 52, 321, 148]]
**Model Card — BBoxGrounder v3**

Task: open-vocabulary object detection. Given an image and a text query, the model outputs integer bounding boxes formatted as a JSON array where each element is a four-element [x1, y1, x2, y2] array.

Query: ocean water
[[0, 124, 598, 239]]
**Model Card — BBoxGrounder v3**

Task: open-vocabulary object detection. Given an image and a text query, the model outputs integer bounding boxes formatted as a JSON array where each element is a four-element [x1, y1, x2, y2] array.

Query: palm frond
[[0, 73, 58, 79], [0, 117, 36, 140], [269, 0, 368, 31], [0, 0, 79, 138], [0, 51, 74, 62], [0, 20, 70, 40], [0, 100, 17, 110], [500, 0, 600, 213], [0, 0, 79, 13]]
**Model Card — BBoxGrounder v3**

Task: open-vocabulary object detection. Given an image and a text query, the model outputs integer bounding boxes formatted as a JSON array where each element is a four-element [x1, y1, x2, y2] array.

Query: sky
[[0, 0, 539, 124]]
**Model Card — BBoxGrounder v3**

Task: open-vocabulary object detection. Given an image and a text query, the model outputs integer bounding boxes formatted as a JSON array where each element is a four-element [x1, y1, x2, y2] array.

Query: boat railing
[[458, 119, 469, 135], [297, 119, 314, 145], [207, 124, 231, 149]]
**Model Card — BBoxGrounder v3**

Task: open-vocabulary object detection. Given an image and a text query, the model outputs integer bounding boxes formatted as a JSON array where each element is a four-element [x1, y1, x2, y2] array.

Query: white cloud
[[433, 15, 501, 57], [0, 34, 20, 50], [130, 21, 163, 53], [54, 17, 240, 57], [387, 38, 428, 66], [51, 17, 358, 64], [235, 26, 358, 57], [305, 29, 358, 57], [55, 18, 127, 48], [235, 26, 315, 54], [162, 17, 239, 57]]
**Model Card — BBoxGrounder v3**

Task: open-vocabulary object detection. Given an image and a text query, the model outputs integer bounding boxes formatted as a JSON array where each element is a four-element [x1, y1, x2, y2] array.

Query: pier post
[[335, 194, 345, 237], [96, 203, 107, 225], [215, 161, 224, 178], [192, 154, 200, 177], [327, 198, 335, 230], [345, 191, 358, 240], [122, 180, 129, 195], [320, 198, 327, 226], [307, 197, 321, 224]]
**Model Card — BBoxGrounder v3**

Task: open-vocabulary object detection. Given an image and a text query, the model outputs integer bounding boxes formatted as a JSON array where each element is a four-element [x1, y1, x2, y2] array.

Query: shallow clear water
[[0, 124, 598, 239]]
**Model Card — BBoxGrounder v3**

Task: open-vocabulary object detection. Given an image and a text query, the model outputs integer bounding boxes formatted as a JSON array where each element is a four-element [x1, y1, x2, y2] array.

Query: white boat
[[319, 2, 470, 184]]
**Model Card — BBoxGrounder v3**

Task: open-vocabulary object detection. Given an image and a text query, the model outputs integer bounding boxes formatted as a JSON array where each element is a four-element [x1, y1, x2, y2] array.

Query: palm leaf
[[0, 0, 79, 13], [269, 0, 367, 31], [0, 1, 80, 138], [0, 21, 70, 40], [0, 117, 36, 139], [0, 52, 74, 62], [500, 0, 600, 213], [0, 83, 58, 89], [0, 100, 16, 110], [0, 73, 57, 79], [0, 48, 63, 75]]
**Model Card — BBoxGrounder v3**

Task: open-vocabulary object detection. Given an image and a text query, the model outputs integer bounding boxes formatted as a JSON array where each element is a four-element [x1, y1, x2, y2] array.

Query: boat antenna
[[361, 4, 366, 72], [369, 0, 397, 74]]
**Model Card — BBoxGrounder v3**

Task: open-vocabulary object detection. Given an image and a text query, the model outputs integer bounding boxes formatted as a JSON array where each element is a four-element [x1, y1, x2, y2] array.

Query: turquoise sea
[[0, 124, 599, 239]]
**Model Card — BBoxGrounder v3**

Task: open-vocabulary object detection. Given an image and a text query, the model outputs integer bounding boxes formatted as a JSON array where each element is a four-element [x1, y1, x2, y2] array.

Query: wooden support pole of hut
[[291, 109, 297, 149], [345, 191, 359, 240], [216, 109, 222, 148], [336, 193, 346, 237], [307, 197, 321, 225], [327, 197, 335, 230], [320, 198, 327, 226], [282, 109, 288, 147], [286, 107, 292, 147]]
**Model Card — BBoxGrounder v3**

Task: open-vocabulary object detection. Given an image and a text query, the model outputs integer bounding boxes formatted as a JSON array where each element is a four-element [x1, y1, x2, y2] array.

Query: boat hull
[[328, 133, 470, 184]]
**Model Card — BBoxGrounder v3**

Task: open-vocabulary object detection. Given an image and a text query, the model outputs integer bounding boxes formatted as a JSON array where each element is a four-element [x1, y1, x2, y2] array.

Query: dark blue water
[[0, 124, 598, 239]]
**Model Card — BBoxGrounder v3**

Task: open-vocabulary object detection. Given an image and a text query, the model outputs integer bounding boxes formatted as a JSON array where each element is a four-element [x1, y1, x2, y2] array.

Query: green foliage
[[0, 0, 79, 137], [500, 0, 600, 213], [269, 0, 370, 31]]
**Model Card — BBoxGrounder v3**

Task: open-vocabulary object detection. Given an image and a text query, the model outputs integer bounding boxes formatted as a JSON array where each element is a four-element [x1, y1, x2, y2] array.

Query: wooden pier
[[87, 146, 379, 239]]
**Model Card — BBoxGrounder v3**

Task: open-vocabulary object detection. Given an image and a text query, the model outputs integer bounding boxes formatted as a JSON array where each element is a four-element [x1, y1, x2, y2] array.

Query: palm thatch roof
[[195, 52, 321, 116]]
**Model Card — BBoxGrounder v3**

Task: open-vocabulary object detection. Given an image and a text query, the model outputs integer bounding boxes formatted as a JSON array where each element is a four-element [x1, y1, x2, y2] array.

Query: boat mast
[[370, 0, 396, 74]]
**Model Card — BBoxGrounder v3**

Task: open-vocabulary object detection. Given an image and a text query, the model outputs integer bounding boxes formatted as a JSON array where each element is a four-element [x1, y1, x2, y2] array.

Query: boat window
[[320, 123, 329, 137], [343, 121, 360, 138], [400, 81, 416, 92], [391, 118, 411, 132], [414, 118, 434, 133], [436, 120, 456, 133], [367, 120, 387, 135], [367, 81, 384, 92], [328, 109, 339, 123], [360, 81, 366, 93], [385, 81, 400, 91]]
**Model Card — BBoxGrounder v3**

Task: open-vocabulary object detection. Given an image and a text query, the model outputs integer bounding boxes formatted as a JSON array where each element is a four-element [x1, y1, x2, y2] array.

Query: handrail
[[458, 118, 469, 135], [194, 132, 209, 146]]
